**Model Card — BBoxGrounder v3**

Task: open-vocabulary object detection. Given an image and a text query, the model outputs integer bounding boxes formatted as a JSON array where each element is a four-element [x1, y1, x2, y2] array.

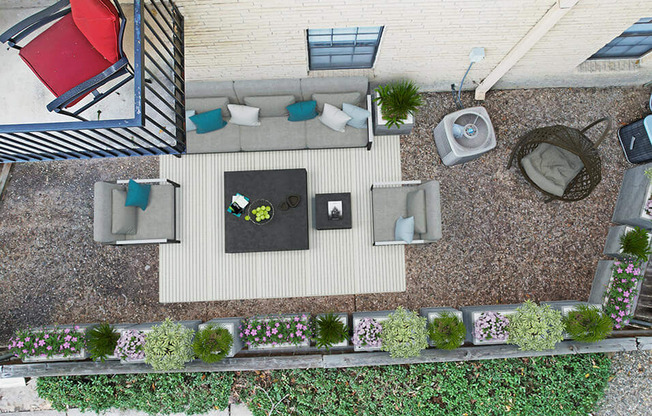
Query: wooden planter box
[[351, 311, 392, 352], [461, 305, 521, 346], [372, 92, 415, 136], [118, 320, 201, 364], [314, 313, 350, 349], [246, 314, 311, 351], [420, 307, 464, 347], [198, 318, 243, 358], [603, 225, 652, 259], [612, 163, 652, 229], [23, 324, 94, 363]]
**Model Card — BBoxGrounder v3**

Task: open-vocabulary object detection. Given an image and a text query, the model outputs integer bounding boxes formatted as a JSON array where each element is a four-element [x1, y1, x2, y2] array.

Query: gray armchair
[[371, 180, 442, 245], [94, 178, 180, 245]]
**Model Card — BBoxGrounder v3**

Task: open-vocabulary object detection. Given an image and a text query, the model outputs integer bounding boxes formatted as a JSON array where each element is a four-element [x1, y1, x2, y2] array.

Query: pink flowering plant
[[352, 317, 383, 348], [114, 329, 146, 360], [604, 259, 644, 329], [473, 312, 510, 342], [239, 315, 312, 348], [645, 199, 652, 217], [9, 326, 85, 360]]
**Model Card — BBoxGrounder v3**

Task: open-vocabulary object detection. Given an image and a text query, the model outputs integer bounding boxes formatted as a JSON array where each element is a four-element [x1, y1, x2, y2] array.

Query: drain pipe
[[474, 0, 579, 100]]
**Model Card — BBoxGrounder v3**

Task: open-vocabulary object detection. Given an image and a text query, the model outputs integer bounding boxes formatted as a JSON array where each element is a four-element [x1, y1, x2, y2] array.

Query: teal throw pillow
[[287, 100, 318, 122], [189, 108, 227, 134], [125, 179, 151, 211], [395, 216, 415, 243], [342, 103, 370, 129]]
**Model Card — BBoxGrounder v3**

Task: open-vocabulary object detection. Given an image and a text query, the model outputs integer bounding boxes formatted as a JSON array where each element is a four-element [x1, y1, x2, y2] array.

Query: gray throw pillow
[[111, 189, 138, 235], [312, 92, 362, 113], [406, 189, 427, 234], [244, 95, 296, 117]]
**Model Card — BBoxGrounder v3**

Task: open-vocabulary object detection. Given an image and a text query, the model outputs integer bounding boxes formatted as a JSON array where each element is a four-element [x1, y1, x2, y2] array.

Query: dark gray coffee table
[[315, 192, 352, 230], [224, 169, 308, 253]]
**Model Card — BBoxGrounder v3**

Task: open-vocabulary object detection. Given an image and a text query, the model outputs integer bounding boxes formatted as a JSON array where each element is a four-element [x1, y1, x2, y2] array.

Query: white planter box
[[22, 324, 92, 363], [612, 163, 652, 229], [314, 313, 349, 349], [246, 314, 311, 351], [351, 311, 392, 352], [198, 318, 243, 358], [116, 320, 201, 363], [420, 307, 464, 347], [372, 92, 415, 136], [461, 305, 521, 346]]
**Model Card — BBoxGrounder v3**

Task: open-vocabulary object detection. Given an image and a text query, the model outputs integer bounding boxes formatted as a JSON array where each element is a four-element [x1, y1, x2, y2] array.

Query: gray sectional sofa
[[185, 76, 373, 154]]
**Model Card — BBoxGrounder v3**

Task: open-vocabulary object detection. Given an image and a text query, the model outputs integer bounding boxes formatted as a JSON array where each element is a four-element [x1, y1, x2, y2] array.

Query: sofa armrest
[[93, 181, 126, 243], [116, 178, 180, 187], [417, 180, 442, 241], [366, 94, 374, 150]]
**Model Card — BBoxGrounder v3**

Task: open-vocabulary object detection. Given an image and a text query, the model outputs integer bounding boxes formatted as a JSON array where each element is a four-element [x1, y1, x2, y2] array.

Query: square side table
[[315, 193, 352, 230]]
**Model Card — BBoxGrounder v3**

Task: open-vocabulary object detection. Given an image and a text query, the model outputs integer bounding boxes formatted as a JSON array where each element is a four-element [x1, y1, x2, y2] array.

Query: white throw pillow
[[185, 110, 196, 132], [319, 103, 351, 133], [227, 104, 261, 126]]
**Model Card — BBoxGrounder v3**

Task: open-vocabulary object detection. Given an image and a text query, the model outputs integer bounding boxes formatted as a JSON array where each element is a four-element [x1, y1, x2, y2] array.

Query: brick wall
[[177, 0, 652, 90]]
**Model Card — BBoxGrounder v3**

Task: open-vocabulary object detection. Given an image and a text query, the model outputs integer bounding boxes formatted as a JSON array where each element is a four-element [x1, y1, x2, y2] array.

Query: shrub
[[380, 307, 428, 358], [86, 323, 119, 362], [240, 314, 312, 348], [473, 312, 509, 342], [604, 259, 644, 329], [144, 319, 195, 371], [9, 326, 85, 360], [564, 304, 613, 342], [428, 312, 466, 350], [193, 324, 233, 363], [37, 372, 233, 414], [352, 317, 383, 349], [508, 300, 564, 351], [373, 80, 423, 129], [619, 226, 651, 260], [114, 329, 146, 361], [314, 313, 349, 350]]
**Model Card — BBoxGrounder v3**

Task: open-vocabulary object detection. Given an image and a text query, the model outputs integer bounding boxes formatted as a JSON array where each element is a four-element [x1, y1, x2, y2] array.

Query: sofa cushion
[[185, 110, 196, 132], [395, 216, 415, 243], [287, 100, 318, 121], [312, 92, 361, 113], [190, 108, 227, 134], [305, 118, 368, 149], [240, 117, 307, 151], [234, 79, 302, 103], [187, 97, 230, 117], [125, 179, 151, 211], [301, 76, 368, 102], [69, 0, 120, 63], [319, 103, 351, 132], [228, 104, 260, 126], [406, 189, 427, 234], [244, 95, 296, 117], [186, 80, 237, 102], [342, 103, 370, 129], [126, 184, 175, 241], [111, 189, 137, 234], [186, 122, 241, 153], [417, 180, 442, 241]]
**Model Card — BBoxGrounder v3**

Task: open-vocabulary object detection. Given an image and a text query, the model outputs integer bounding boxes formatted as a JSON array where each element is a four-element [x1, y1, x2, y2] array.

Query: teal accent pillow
[[125, 179, 151, 211], [287, 100, 318, 122], [395, 216, 414, 243], [189, 108, 227, 134], [342, 103, 370, 129]]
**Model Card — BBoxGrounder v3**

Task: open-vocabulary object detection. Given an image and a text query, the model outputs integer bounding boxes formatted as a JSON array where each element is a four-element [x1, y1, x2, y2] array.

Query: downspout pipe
[[475, 0, 579, 100]]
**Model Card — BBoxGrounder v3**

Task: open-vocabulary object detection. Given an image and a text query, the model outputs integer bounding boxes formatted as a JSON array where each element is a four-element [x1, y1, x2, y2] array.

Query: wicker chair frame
[[506, 118, 611, 202]]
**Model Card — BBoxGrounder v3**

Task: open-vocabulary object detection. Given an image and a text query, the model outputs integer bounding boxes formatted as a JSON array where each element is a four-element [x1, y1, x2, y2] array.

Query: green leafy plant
[[373, 80, 423, 129], [563, 304, 613, 343], [314, 313, 349, 350], [380, 307, 428, 358], [143, 319, 195, 371], [192, 324, 233, 363], [508, 300, 564, 351], [428, 312, 466, 350], [619, 226, 651, 261], [86, 323, 119, 362]]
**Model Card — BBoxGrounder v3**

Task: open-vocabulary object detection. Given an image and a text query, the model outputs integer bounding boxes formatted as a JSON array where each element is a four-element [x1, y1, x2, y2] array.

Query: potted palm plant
[[603, 225, 651, 260], [313, 313, 349, 350], [372, 80, 423, 136]]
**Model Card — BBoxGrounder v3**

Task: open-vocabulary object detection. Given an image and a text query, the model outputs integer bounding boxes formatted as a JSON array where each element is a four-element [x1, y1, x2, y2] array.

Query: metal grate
[[0, 0, 186, 164]]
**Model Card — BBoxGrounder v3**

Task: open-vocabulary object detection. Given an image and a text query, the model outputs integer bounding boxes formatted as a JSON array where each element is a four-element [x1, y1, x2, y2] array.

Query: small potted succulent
[[507, 300, 564, 351], [603, 259, 645, 330], [313, 312, 349, 350], [193, 324, 233, 363], [380, 307, 428, 358], [239, 314, 312, 350], [373, 79, 423, 135], [427, 312, 466, 350], [9, 325, 87, 362], [352, 317, 384, 352], [563, 304, 613, 342], [85, 323, 120, 362], [143, 318, 195, 371], [114, 329, 146, 363]]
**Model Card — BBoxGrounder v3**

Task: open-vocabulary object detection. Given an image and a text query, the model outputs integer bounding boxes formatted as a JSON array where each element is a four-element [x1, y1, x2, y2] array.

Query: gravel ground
[[594, 350, 652, 416], [1, 86, 651, 344]]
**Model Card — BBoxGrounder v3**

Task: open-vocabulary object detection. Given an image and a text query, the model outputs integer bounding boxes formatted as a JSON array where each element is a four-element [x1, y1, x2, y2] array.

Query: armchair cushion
[[111, 189, 137, 234], [125, 179, 151, 211], [70, 0, 120, 63], [406, 189, 427, 234]]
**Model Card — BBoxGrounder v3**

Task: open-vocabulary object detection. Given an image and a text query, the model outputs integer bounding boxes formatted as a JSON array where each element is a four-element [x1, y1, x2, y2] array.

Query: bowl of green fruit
[[245, 199, 274, 225]]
